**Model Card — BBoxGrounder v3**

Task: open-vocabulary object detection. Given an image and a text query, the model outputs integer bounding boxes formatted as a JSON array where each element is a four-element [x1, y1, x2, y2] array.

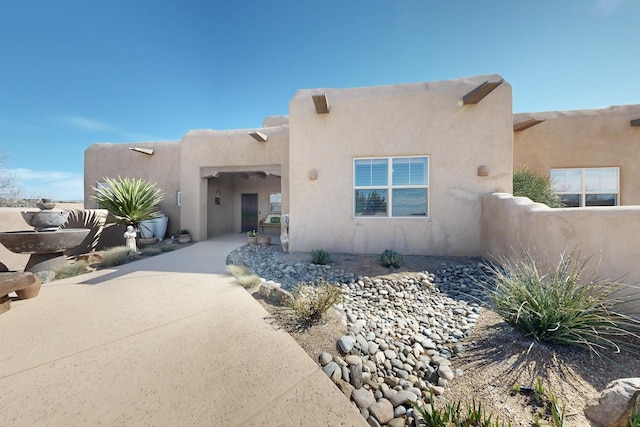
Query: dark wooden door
[[241, 193, 259, 232]]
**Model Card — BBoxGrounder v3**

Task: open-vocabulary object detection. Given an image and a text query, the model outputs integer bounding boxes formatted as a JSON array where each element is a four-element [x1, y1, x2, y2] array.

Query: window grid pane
[[550, 167, 619, 207], [354, 156, 429, 217]]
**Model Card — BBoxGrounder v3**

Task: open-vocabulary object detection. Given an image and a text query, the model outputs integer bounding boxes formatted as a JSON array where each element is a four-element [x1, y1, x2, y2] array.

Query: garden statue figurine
[[124, 225, 137, 253]]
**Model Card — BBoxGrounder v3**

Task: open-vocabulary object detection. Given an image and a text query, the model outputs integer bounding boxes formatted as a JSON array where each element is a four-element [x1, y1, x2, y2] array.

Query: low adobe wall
[[481, 193, 640, 309]]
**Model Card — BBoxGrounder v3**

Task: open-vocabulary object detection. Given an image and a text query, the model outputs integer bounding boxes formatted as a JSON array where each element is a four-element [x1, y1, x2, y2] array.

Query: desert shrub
[[158, 245, 176, 253], [310, 249, 331, 265], [410, 394, 511, 427], [55, 260, 90, 279], [288, 280, 343, 328], [513, 167, 562, 208], [487, 250, 640, 354], [98, 246, 132, 268], [140, 247, 162, 256], [379, 249, 403, 268], [226, 264, 261, 289]]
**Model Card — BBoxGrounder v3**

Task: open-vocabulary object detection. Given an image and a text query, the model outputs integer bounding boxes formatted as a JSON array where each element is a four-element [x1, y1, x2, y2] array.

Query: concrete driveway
[[0, 234, 366, 426]]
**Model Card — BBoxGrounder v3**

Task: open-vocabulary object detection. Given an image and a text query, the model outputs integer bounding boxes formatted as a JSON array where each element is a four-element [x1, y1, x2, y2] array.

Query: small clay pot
[[258, 236, 271, 247]]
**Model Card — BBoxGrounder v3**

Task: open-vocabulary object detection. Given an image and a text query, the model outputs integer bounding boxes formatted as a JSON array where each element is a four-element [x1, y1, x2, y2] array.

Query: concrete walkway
[[0, 234, 366, 426]]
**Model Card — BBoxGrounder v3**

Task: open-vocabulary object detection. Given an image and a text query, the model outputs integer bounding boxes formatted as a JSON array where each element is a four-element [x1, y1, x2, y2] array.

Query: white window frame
[[353, 155, 429, 218], [550, 167, 620, 207]]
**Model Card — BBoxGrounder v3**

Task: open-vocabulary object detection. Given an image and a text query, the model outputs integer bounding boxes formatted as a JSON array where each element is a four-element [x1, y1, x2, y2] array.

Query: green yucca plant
[[487, 249, 640, 355], [91, 176, 164, 228]]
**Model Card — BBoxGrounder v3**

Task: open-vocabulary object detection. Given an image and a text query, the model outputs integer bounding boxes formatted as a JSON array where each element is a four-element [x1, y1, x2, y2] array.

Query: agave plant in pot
[[91, 176, 164, 253], [247, 230, 257, 246]]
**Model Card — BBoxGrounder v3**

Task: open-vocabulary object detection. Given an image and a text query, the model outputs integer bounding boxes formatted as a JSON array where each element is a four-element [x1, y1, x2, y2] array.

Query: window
[[550, 167, 619, 207], [95, 182, 110, 209], [269, 192, 282, 213], [354, 156, 429, 217]]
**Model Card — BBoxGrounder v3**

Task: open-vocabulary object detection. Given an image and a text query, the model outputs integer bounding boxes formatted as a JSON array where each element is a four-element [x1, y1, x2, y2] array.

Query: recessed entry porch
[[201, 165, 282, 241]]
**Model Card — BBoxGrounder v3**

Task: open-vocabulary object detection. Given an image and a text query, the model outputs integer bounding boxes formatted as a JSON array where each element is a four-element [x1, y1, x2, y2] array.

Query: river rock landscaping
[[227, 244, 640, 427]]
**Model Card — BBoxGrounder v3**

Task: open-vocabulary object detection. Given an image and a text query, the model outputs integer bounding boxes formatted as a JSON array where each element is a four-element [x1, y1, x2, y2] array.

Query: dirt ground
[[250, 252, 640, 427]]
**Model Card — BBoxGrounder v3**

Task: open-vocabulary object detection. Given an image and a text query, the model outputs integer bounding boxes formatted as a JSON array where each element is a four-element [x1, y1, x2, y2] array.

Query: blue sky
[[1, 0, 637, 201]]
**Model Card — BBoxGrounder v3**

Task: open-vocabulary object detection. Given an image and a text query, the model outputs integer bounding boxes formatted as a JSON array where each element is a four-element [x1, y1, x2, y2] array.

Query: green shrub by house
[[486, 250, 640, 355], [379, 249, 403, 268], [310, 249, 331, 265], [513, 167, 562, 208]]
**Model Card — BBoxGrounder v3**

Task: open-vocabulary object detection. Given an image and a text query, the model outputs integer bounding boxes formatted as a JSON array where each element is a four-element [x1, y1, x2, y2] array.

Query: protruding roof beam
[[248, 131, 268, 142], [129, 147, 154, 155], [631, 119, 640, 127], [462, 80, 504, 105], [312, 93, 329, 114], [514, 119, 546, 132]]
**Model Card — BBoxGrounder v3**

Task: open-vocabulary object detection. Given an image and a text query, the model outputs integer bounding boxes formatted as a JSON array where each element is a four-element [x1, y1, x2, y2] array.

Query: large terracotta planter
[[247, 236, 257, 246]]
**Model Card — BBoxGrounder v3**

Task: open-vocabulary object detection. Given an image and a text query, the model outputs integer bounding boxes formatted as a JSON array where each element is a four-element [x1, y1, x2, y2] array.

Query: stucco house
[[84, 74, 639, 267], [513, 104, 640, 207], [85, 74, 513, 256]]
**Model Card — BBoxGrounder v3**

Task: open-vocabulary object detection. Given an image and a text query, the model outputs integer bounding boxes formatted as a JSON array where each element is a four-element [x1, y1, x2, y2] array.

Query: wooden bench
[[0, 272, 38, 315], [259, 222, 281, 234]]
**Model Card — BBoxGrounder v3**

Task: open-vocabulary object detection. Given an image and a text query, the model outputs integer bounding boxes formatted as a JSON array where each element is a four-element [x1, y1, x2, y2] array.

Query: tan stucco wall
[[84, 141, 182, 235], [514, 104, 640, 205], [179, 125, 289, 241], [287, 75, 513, 255], [481, 193, 640, 293]]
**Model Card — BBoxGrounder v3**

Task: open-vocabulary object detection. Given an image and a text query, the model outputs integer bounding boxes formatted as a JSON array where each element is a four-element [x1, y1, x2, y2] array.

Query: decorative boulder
[[585, 378, 640, 427], [258, 282, 294, 306]]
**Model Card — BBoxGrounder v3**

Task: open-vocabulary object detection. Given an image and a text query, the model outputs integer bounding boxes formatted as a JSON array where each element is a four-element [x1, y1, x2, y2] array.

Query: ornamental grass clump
[[226, 264, 261, 289], [487, 250, 640, 355], [55, 260, 90, 279], [288, 280, 343, 328], [98, 246, 133, 268], [310, 249, 331, 265]]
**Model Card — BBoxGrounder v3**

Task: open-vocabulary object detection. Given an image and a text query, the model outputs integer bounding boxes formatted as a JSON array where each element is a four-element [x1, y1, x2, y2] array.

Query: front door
[[241, 193, 259, 232]]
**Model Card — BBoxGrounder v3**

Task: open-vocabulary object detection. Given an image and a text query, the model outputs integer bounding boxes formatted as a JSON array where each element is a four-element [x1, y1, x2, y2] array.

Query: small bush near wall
[[310, 249, 331, 265], [379, 249, 403, 268], [486, 250, 640, 355], [513, 167, 561, 208]]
